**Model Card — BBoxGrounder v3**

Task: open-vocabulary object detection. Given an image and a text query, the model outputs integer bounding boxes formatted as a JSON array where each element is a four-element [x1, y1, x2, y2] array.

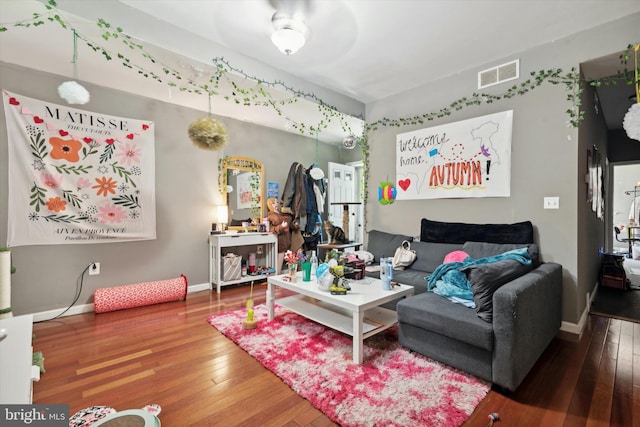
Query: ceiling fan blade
[[268, 0, 312, 20]]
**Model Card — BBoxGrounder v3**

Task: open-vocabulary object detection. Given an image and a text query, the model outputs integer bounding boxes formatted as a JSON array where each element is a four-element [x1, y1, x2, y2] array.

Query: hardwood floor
[[32, 283, 639, 426]]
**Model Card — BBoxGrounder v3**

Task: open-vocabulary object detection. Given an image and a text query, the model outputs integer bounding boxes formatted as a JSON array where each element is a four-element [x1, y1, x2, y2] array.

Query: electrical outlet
[[256, 245, 264, 255], [543, 197, 559, 209], [90, 262, 100, 275]]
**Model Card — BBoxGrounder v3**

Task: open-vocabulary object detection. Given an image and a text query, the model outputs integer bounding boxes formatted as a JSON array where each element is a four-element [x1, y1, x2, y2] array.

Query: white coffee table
[[267, 274, 414, 364]]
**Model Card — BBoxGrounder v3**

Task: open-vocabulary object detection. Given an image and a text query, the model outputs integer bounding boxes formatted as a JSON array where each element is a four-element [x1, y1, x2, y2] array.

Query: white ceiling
[[1, 0, 639, 141]]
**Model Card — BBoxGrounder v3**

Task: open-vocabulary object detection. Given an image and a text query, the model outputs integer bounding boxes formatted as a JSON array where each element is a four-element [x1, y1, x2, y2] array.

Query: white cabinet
[[209, 232, 278, 293], [0, 314, 38, 404]]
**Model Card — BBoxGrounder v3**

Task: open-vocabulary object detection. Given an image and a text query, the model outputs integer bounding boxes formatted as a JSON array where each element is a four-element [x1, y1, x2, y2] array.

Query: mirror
[[219, 156, 264, 230]]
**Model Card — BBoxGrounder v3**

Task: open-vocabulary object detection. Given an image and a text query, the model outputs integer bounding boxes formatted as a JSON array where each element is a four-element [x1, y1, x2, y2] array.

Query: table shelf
[[278, 294, 396, 337], [209, 232, 278, 293]]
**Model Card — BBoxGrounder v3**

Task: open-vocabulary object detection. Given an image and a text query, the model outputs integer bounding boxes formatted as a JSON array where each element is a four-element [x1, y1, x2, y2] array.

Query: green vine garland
[[1, 2, 636, 226]]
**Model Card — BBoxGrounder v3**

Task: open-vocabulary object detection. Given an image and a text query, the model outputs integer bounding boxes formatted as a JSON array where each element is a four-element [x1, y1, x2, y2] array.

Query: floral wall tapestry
[[3, 90, 156, 246], [396, 110, 513, 200]]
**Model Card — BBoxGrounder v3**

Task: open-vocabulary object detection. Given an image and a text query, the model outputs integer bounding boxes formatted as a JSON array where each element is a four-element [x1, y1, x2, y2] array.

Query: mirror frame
[[219, 156, 265, 230]]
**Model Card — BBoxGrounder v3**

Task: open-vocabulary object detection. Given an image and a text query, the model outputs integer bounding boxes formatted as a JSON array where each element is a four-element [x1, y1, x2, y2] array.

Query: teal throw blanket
[[427, 248, 532, 305]]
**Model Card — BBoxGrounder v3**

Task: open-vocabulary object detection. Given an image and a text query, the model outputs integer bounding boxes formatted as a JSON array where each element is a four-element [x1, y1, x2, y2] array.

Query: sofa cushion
[[397, 292, 494, 351], [409, 241, 463, 273], [462, 258, 534, 322], [366, 230, 413, 263], [463, 242, 540, 266], [392, 269, 430, 294], [420, 218, 534, 244]]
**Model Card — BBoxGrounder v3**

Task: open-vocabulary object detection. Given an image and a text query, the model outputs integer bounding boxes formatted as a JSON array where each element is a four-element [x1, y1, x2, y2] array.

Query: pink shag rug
[[207, 305, 489, 427]]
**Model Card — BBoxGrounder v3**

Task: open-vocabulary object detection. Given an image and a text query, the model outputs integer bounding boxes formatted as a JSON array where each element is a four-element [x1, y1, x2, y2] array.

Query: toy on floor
[[486, 412, 500, 427], [243, 282, 258, 329], [69, 404, 161, 426]]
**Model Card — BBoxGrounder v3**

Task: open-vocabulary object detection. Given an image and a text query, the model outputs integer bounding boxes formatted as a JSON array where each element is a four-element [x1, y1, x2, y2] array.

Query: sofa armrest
[[491, 262, 563, 391]]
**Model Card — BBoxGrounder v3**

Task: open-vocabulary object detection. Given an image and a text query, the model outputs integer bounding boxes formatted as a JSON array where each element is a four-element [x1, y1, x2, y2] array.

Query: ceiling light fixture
[[271, 13, 307, 55]]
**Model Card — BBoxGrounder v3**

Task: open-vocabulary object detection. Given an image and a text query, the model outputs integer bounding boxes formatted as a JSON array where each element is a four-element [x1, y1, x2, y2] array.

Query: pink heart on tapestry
[[33, 116, 44, 124], [142, 124, 149, 130], [21, 107, 32, 115], [126, 133, 134, 140], [398, 179, 411, 191], [59, 130, 69, 137], [46, 124, 56, 131], [9, 97, 19, 106], [83, 137, 93, 143]]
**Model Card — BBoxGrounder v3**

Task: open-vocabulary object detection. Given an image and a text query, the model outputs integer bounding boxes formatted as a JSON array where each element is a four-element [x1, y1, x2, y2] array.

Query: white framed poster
[[396, 110, 513, 200]]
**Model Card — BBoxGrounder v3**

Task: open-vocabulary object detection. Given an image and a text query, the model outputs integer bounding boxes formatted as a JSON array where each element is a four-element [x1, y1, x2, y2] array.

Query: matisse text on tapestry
[[3, 90, 156, 246], [396, 110, 513, 200]]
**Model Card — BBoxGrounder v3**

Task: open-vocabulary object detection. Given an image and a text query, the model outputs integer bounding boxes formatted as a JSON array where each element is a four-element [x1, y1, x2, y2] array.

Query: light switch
[[544, 197, 559, 209]]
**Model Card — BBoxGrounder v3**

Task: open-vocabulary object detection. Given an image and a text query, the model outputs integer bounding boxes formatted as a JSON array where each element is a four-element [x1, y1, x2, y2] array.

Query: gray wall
[[577, 80, 608, 325], [365, 14, 639, 326], [2, 12, 638, 328], [0, 62, 345, 315]]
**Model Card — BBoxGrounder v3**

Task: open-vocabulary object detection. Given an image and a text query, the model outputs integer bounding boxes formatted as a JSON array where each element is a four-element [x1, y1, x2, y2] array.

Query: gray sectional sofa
[[363, 219, 563, 391]]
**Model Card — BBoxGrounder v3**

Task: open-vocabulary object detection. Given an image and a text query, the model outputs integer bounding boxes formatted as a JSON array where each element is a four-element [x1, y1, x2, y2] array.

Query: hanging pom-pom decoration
[[623, 44, 640, 142], [623, 103, 640, 142], [188, 117, 229, 151], [58, 81, 90, 105], [58, 30, 90, 105], [378, 181, 396, 205]]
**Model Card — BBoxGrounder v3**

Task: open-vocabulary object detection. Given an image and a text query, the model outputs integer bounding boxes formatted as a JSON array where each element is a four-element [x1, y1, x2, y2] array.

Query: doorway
[[327, 161, 364, 244], [612, 163, 640, 254]]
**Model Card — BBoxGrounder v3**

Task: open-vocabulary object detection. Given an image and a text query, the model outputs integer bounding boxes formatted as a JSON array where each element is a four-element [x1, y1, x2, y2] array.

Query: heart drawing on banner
[[59, 130, 69, 137], [142, 124, 149, 130], [398, 179, 411, 191], [9, 97, 19, 106], [33, 116, 44, 124]]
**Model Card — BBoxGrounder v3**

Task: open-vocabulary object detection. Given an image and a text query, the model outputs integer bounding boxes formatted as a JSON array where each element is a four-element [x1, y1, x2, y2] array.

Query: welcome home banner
[[3, 90, 156, 246], [396, 110, 513, 200]]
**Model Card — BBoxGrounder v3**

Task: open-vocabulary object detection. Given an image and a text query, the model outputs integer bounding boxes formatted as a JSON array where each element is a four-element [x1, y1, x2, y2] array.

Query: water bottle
[[310, 250, 318, 277], [380, 257, 393, 290]]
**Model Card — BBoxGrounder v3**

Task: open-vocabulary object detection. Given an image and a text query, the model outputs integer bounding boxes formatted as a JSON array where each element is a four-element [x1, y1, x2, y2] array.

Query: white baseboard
[[32, 304, 95, 322], [559, 282, 598, 338], [31, 282, 211, 322], [187, 282, 211, 293], [560, 318, 584, 336]]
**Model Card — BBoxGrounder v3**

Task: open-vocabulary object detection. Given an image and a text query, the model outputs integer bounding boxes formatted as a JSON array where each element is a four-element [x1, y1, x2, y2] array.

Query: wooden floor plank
[[30, 287, 638, 426]]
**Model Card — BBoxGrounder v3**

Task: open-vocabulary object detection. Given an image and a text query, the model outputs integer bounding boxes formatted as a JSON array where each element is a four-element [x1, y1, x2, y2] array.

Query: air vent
[[478, 59, 520, 89]]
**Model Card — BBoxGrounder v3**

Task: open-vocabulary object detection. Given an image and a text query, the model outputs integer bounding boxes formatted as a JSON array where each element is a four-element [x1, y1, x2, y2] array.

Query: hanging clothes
[[280, 162, 306, 221], [281, 162, 326, 253]]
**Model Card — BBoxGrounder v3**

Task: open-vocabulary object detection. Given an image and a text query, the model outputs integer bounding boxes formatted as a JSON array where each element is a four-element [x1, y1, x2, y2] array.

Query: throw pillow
[[420, 218, 534, 244], [462, 242, 540, 266], [408, 241, 463, 273], [462, 259, 533, 322], [443, 250, 470, 264]]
